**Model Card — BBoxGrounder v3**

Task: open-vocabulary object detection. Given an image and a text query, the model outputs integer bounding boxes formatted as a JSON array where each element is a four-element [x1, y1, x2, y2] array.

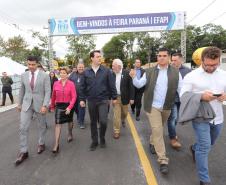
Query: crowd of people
[[10, 47, 226, 185]]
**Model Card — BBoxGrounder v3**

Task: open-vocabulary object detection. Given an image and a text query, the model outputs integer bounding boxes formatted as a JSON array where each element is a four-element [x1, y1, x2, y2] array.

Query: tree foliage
[[102, 24, 226, 67], [3, 35, 28, 62], [66, 34, 96, 66]]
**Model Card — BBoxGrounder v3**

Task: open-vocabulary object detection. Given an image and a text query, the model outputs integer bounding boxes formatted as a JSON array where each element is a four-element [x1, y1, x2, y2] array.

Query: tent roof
[[0, 56, 26, 76]]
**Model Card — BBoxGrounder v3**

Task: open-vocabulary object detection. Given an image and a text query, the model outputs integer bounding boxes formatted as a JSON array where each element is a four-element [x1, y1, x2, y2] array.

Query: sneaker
[[89, 142, 98, 151], [80, 125, 85, 129], [170, 138, 182, 150], [159, 164, 169, 175]]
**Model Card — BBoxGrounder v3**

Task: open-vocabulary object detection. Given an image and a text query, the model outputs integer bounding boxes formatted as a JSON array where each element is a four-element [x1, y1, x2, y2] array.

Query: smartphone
[[213, 94, 222, 97]]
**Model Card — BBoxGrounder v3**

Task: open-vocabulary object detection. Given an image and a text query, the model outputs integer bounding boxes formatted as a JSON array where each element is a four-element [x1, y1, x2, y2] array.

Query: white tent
[[0, 56, 26, 76]]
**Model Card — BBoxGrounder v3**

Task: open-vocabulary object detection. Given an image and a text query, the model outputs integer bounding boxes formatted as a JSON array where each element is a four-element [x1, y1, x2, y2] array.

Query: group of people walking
[[13, 46, 226, 185]]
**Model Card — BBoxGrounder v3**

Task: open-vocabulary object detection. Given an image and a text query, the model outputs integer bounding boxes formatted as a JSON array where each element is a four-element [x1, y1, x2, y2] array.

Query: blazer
[[18, 70, 51, 112], [178, 92, 216, 125], [114, 69, 135, 105]]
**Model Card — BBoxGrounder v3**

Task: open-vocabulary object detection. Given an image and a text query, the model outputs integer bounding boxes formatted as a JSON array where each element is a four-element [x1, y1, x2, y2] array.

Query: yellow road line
[[127, 113, 158, 185]]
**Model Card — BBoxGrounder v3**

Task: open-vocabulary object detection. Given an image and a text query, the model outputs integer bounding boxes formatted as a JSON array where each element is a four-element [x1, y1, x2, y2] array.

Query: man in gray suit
[[15, 56, 51, 166]]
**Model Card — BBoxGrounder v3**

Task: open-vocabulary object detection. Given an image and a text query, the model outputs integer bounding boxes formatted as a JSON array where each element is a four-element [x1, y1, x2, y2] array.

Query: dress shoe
[[15, 152, 29, 166], [200, 181, 211, 185], [149, 144, 156, 154], [190, 145, 196, 163], [122, 121, 126, 128], [52, 145, 59, 154], [113, 133, 120, 139], [37, 144, 45, 154], [170, 138, 182, 150], [159, 164, 169, 175], [90, 142, 98, 151], [136, 116, 140, 121], [100, 139, 106, 148]]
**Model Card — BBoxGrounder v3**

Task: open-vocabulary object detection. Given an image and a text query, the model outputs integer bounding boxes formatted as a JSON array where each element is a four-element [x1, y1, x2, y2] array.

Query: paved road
[[0, 105, 225, 185]]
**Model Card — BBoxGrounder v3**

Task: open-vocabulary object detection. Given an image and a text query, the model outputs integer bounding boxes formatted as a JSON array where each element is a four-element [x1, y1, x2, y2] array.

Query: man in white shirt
[[111, 59, 134, 139], [180, 46, 226, 185], [130, 48, 182, 175]]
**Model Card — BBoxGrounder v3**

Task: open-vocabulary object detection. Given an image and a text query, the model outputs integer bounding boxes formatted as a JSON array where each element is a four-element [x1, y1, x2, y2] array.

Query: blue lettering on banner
[[50, 12, 184, 35]]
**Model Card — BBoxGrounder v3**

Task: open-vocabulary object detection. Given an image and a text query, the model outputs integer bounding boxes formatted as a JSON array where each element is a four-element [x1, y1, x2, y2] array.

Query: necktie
[[30, 72, 35, 90]]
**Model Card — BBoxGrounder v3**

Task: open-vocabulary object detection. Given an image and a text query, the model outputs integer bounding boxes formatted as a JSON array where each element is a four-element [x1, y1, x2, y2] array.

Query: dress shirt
[[135, 68, 142, 79], [92, 66, 100, 74], [29, 69, 39, 86], [115, 70, 122, 95], [180, 66, 226, 124]]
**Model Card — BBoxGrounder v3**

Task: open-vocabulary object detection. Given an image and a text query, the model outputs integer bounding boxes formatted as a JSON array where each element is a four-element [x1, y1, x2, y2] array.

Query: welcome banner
[[49, 12, 185, 36]]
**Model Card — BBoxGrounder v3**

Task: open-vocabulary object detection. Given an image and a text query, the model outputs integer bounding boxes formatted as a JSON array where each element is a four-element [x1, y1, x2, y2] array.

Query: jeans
[[192, 122, 223, 183], [75, 101, 85, 126], [167, 102, 180, 139]]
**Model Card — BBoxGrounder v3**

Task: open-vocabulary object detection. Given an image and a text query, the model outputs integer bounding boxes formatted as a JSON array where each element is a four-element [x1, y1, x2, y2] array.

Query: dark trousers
[[88, 100, 109, 143], [1, 90, 14, 105], [75, 101, 86, 126], [131, 91, 143, 117]]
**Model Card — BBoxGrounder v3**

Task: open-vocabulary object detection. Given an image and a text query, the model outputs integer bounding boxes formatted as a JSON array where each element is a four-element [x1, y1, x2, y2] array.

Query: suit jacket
[[19, 70, 51, 112], [114, 69, 135, 105]]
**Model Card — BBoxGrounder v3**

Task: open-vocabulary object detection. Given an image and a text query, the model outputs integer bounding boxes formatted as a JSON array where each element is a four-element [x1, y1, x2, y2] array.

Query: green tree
[[31, 31, 50, 68], [103, 35, 126, 66], [0, 36, 5, 56], [135, 32, 161, 64], [66, 35, 96, 66], [4, 35, 28, 62]]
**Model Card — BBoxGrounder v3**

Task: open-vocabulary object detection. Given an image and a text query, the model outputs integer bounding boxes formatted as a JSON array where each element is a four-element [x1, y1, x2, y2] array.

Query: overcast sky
[[0, 0, 225, 57]]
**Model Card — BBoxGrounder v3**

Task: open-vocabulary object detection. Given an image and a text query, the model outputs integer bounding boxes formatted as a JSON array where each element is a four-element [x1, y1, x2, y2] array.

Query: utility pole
[[48, 19, 54, 71], [181, 12, 186, 62]]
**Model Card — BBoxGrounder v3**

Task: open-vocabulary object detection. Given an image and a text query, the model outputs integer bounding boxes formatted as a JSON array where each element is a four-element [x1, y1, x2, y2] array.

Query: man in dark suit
[[131, 58, 145, 121], [15, 56, 51, 166], [112, 59, 134, 139]]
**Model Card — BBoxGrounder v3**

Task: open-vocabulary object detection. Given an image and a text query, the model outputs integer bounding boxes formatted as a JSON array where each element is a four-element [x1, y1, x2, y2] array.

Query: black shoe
[[122, 121, 126, 128], [100, 140, 106, 148], [190, 145, 196, 163], [160, 164, 169, 175], [136, 116, 140, 121], [200, 181, 211, 185], [149, 144, 156, 154], [90, 142, 98, 151]]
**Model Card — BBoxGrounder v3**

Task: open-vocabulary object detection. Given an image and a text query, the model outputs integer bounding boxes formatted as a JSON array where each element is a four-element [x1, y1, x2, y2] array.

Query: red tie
[[30, 72, 35, 90]]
